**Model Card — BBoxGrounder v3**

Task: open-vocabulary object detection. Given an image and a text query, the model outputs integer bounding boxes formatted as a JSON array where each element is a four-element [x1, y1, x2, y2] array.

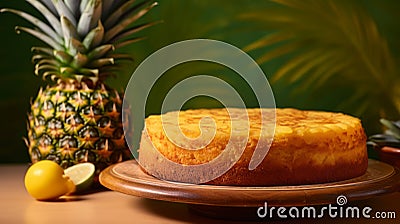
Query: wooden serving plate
[[100, 159, 400, 209]]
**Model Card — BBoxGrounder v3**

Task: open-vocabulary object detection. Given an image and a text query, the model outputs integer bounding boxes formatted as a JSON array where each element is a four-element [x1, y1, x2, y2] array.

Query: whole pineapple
[[2, 0, 157, 176]]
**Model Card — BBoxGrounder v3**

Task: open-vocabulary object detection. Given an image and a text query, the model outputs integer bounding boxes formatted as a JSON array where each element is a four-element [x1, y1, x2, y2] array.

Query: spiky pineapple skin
[[3, 0, 157, 178], [26, 84, 131, 177]]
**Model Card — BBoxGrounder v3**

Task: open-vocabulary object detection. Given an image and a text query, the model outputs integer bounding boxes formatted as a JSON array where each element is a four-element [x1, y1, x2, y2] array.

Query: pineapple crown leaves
[[368, 118, 400, 149], [1, 0, 159, 85], [239, 0, 400, 118]]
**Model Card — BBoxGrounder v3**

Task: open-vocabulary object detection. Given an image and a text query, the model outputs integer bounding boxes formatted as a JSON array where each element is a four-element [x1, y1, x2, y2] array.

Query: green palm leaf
[[240, 0, 400, 125]]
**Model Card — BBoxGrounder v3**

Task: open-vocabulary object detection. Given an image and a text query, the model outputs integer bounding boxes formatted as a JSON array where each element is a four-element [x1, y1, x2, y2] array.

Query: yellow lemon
[[24, 160, 75, 200]]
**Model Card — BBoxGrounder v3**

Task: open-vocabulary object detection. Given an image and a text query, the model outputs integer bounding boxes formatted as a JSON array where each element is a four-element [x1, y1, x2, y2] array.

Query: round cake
[[138, 108, 368, 186]]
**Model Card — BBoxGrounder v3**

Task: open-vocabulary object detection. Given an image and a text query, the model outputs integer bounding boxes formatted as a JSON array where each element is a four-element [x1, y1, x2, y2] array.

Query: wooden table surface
[[1, 164, 399, 224]]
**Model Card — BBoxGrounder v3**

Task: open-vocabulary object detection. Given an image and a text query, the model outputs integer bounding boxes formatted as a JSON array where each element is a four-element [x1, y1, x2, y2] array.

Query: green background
[[0, 0, 398, 163]]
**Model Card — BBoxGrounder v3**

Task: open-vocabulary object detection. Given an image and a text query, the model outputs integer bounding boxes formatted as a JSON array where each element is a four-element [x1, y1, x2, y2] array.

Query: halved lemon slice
[[64, 163, 95, 193]]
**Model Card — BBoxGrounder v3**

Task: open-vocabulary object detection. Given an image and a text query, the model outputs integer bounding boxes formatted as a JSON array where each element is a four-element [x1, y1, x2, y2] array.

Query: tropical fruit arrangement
[[2, 0, 157, 178], [25, 160, 95, 200]]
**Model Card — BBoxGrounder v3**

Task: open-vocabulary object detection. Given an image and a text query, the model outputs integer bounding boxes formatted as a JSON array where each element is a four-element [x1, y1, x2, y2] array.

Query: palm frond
[[241, 0, 400, 122]]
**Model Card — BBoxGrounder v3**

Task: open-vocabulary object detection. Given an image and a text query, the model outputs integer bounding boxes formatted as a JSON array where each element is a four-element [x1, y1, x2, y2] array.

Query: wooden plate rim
[[99, 159, 400, 207]]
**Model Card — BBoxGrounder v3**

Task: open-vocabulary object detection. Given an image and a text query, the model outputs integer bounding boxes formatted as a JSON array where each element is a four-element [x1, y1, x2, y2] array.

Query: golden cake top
[[145, 108, 362, 140]]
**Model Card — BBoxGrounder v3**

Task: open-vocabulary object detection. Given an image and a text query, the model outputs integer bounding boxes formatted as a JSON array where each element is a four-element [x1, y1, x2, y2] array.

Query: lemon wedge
[[64, 163, 95, 193]]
